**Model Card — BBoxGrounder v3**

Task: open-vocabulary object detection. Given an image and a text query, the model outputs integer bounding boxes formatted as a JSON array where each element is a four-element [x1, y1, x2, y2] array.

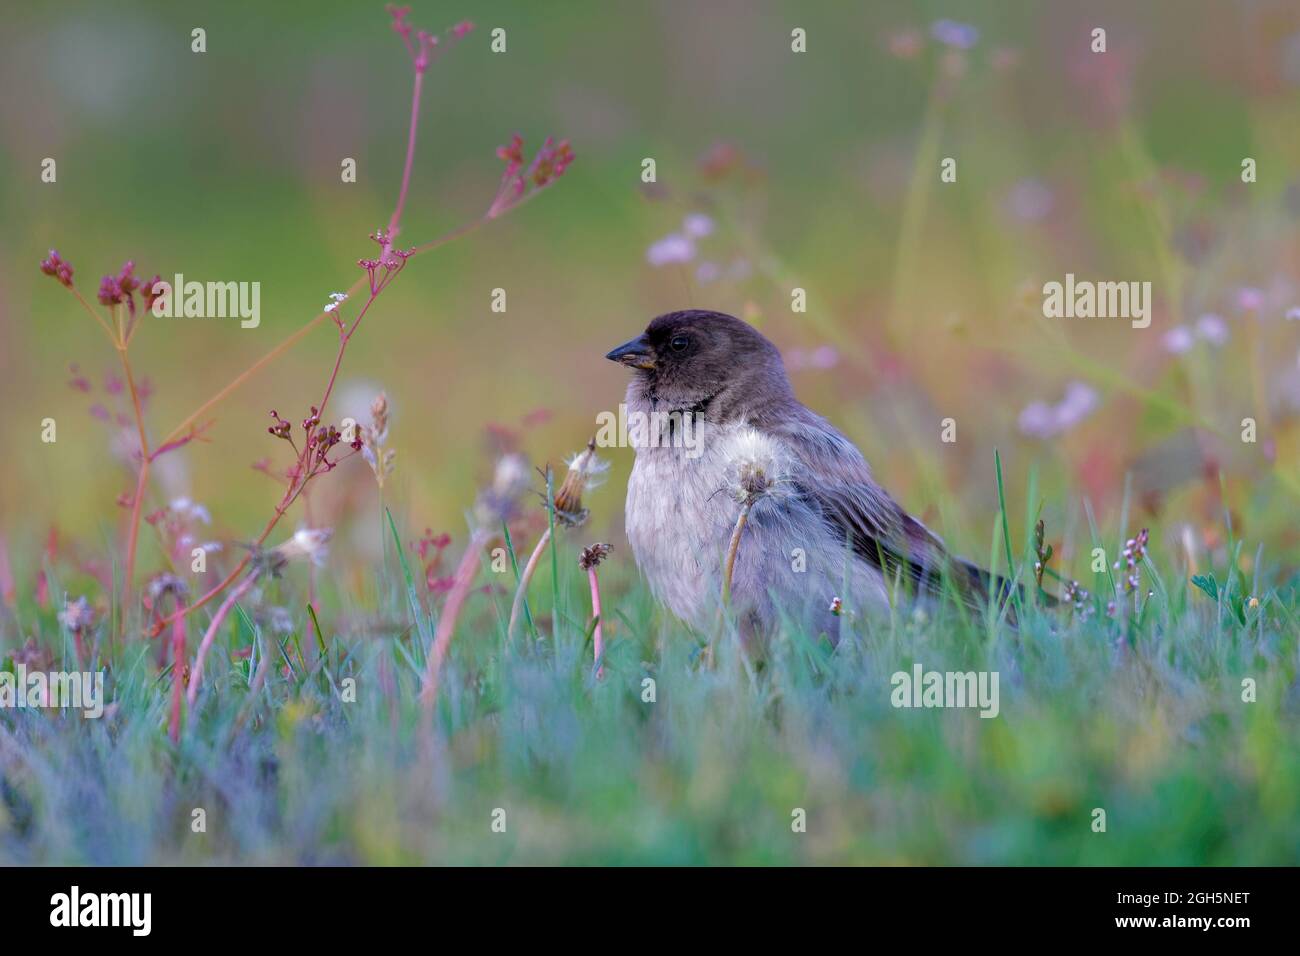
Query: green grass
[[1, 506, 1297, 865]]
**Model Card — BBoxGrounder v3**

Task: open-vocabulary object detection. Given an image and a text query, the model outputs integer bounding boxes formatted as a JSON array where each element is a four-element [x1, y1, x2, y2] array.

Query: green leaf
[[994, 449, 1023, 618], [1190, 574, 1219, 601], [306, 602, 327, 656], [385, 506, 434, 652]]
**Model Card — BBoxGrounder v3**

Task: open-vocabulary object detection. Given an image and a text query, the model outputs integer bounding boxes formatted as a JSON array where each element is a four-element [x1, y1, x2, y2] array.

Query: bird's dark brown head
[[605, 309, 793, 416]]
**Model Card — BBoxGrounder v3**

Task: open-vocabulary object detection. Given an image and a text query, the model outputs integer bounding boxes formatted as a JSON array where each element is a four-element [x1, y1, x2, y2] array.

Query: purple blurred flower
[[1057, 382, 1098, 425], [646, 233, 695, 267], [1162, 326, 1195, 355], [696, 261, 721, 283], [1018, 382, 1098, 439], [1235, 287, 1265, 312], [727, 258, 753, 281], [930, 19, 978, 50], [682, 213, 714, 238], [1195, 313, 1229, 346], [788, 346, 840, 372], [1005, 178, 1054, 222]]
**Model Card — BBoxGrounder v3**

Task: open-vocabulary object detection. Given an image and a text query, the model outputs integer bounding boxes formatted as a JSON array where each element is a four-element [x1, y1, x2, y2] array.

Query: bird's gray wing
[[768, 410, 1000, 613]]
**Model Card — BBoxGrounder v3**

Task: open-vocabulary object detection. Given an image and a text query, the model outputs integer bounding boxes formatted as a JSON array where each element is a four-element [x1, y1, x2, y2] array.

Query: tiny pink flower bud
[[40, 249, 75, 287]]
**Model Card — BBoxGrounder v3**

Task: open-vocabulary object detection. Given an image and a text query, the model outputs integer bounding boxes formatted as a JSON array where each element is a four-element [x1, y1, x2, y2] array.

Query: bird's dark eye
[[669, 334, 690, 352]]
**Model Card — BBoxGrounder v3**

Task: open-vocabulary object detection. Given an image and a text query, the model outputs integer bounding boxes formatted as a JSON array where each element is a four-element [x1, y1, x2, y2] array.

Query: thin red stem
[[146, 30, 546, 637], [588, 567, 604, 679], [117, 345, 151, 595], [169, 609, 187, 742], [421, 530, 492, 713], [188, 575, 257, 706], [385, 70, 424, 250]]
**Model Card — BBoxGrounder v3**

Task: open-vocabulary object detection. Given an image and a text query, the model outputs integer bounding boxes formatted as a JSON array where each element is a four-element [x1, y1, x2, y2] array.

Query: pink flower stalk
[[0, 534, 14, 609], [488, 135, 575, 219], [422, 455, 530, 711], [507, 525, 551, 641], [1114, 528, 1151, 595], [357, 228, 414, 295], [139, 575, 190, 739], [169, 611, 187, 743], [579, 543, 612, 678], [388, 5, 472, 72], [187, 574, 257, 706], [420, 528, 492, 711]]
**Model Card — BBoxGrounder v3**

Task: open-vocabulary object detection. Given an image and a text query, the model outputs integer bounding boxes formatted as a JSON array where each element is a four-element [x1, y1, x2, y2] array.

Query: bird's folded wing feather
[[769, 411, 997, 612]]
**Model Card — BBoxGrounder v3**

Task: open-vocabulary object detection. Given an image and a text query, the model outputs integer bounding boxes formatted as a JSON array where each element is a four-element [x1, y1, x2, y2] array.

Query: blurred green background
[[3, 0, 1299, 578]]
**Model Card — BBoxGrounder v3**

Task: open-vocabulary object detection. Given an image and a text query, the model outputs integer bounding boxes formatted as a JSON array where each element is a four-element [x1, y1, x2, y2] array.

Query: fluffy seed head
[[721, 426, 791, 507], [474, 453, 531, 527], [553, 437, 609, 527], [579, 542, 612, 571], [58, 596, 95, 633], [258, 527, 333, 576]]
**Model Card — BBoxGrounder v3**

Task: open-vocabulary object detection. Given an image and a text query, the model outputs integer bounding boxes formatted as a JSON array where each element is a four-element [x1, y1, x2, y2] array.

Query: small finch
[[606, 309, 1016, 641]]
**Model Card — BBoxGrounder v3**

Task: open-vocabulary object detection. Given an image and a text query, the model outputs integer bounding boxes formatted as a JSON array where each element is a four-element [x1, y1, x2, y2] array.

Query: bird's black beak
[[605, 334, 656, 370]]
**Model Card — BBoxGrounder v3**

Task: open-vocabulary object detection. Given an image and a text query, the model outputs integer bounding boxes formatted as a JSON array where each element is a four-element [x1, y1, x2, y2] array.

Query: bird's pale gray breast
[[625, 418, 888, 636], [624, 420, 736, 627]]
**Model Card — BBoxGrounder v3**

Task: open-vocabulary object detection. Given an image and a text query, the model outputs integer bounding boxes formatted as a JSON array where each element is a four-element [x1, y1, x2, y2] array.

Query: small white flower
[[1286, 306, 1300, 321], [492, 453, 531, 500], [474, 453, 532, 526], [169, 497, 212, 524]]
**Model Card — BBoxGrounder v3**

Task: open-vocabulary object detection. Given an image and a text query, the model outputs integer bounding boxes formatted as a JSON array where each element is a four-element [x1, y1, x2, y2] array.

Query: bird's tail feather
[[956, 558, 1058, 622]]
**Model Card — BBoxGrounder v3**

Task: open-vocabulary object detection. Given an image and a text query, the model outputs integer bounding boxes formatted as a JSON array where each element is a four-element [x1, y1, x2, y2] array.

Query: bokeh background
[[3, 0, 1299, 582]]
